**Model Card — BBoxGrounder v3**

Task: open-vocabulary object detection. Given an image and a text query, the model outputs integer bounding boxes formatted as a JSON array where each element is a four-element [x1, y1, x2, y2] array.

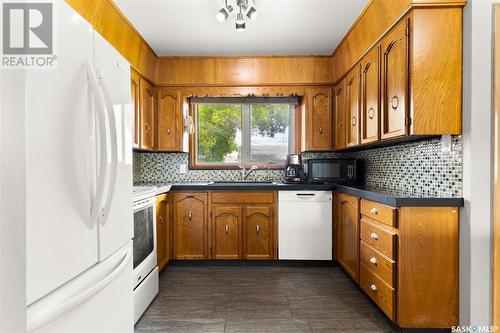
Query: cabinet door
[[244, 206, 274, 260], [212, 206, 242, 259], [345, 65, 361, 147], [156, 193, 170, 272], [333, 80, 346, 150], [307, 87, 333, 151], [139, 77, 155, 150], [157, 88, 181, 151], [131, 69, 140, 149], [337, 193, 360, 283], [381, 19, 408, 140], [173, 193, 208, 259], [361, 46, 381, 144]]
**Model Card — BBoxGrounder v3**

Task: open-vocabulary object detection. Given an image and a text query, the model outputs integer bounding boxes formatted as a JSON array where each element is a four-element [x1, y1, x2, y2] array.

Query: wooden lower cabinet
[[156, 193, 170, 272], [172, 191, 276, 261], [212, 205, 242, 259], [244, 206, 274, 260], [336, 193, 360, 282], [172, 192, 208, 259], [335, 196, 459, 329]]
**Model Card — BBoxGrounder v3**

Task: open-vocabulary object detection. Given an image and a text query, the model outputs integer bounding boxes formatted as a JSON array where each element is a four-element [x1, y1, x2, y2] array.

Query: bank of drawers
[[359, 199, 398, 320]]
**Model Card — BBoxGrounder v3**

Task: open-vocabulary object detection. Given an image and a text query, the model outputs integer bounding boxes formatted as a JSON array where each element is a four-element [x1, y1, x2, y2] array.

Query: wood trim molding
[[494, 3, 500, 327], [156, 56, 334, 86], [64, 0, 158, 82]]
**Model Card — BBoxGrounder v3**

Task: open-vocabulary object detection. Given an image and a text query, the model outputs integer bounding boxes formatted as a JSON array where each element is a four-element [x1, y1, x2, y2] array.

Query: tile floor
[[135, 265, 399, 333]]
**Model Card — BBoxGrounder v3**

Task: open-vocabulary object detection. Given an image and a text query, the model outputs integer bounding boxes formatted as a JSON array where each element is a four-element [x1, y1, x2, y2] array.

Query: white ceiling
[[114, 0, 369, 56]]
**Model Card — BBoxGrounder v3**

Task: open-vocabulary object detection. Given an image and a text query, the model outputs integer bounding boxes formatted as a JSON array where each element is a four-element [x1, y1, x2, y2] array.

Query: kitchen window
[[190, 97, 299, 168]]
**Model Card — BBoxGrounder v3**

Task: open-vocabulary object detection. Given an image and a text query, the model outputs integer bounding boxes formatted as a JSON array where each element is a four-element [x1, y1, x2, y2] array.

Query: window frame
[[189, 99, 302, 170]]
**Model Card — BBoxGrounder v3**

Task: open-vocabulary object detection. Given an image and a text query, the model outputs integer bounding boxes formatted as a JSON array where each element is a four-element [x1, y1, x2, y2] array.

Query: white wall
[[0, 69, 27, 332], [461, 0, 497, 326]]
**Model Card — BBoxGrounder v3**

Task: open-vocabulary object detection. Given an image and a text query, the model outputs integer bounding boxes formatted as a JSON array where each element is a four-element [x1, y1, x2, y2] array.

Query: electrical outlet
[[441, 135, 451, 153], [179, 164, 188, 174]]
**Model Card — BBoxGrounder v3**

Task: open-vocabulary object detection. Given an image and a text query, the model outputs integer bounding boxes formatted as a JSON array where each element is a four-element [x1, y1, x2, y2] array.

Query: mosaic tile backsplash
[[133, 136, 463, 197]]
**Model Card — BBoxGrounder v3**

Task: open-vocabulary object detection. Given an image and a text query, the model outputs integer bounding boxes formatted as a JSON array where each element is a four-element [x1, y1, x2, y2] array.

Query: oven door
[[132, 197, 157, 289]]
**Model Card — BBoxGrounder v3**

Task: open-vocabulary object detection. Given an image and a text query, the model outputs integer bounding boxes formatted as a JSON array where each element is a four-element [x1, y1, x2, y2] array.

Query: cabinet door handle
[[370, 284, 377, 291], [370, 208, 378, 215], [145, 123, 151, 132], [370, 232, 378, 240], [225, 225, 229, 235], [391, 95, 399, 110], [319, 127, 323, 134], [351, 116, 357, 127], [167, 128, 171, 134], [188, 211, 192, 220], [368, 107, 375, 120], [159, 216, 164, 226], [256, 224, 260, 235], [369, 257, 377, 265]]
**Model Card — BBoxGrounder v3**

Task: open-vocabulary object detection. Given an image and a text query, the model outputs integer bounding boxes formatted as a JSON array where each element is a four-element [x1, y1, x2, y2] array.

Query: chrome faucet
[[238, 165, 258, 181]]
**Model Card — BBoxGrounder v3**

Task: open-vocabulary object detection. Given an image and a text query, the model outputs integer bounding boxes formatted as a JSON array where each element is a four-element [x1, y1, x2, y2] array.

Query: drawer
[[361, 199, 397, 227], [211, 191, 274, 204], [360, 263, 395, 320], [360, 240, 395, 287], [360, 218, 397, 259]]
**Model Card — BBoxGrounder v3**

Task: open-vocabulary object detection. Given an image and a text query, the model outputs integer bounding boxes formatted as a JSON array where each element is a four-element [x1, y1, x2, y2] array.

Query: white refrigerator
[[25, 1, 134, 332]]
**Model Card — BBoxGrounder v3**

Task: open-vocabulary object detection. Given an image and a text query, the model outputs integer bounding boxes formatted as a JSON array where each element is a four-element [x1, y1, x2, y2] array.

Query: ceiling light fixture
[[216, 0, 257, 31], [216, 0, 233, 23]]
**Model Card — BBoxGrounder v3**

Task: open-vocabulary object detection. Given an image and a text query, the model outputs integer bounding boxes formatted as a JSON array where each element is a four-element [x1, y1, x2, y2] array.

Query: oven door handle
[[27, 245, 132, 331]]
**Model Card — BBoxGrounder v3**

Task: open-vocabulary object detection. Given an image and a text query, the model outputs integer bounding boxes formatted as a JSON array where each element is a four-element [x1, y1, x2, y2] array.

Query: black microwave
[[304, 158, 359, 183]]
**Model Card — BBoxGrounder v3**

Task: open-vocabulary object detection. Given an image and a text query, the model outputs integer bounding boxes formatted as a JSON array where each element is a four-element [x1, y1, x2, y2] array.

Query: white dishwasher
[[278, 191, 333, 260]]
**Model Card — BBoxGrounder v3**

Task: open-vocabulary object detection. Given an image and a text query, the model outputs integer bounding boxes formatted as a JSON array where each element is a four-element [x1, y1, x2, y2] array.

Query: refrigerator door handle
[[27, 245, 132, 332], [86, 61, 111, 228], [96, 70, 118, 227]]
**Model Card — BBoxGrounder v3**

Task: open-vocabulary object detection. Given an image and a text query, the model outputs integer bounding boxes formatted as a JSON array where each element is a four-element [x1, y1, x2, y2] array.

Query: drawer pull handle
[[370, 284, 377, 291], [369, 257, 377, 265], [370, 233, 378, 240], [225, 225, 229, 235], [370, 208, 378, 215]]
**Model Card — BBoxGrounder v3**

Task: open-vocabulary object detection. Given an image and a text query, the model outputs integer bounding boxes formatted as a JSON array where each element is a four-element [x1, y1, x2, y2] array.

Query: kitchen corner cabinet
[[361, 46, 381, 144], [139, 76, 156, 150], [173, 192, 208, 259], [157, 87, 185, 152], [345, 66, 361, 148], [335, 196, 459, 328], [131, 69, 140, 149], [336, 193, 360, 282], [303, 87, 333, 151], [156, 193, 170, 272], [333, 81, 346, 150], [212, 205, 243, 259]]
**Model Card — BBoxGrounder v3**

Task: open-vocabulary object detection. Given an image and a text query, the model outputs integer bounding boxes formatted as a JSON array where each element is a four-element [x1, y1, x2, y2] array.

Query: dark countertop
[[136, 182, 464, 207]]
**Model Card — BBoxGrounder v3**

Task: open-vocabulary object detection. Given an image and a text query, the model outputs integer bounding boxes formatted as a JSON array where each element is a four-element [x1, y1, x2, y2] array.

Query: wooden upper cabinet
[[212, 206, 242, 259], [157, 88, 183, 151], [244, 206, 274, 260], [361, 46, 381, 145], [139, 77, 156, 150], [345, 65, 361, 147], [381, 18, 408, 140], [333, 80, 346, 150], [156, 193, 170, 272], [173, 192, 208, 259], [305, 87, 333, 151], [337, 193, 360, 283], [131, 69, 140, 149]]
